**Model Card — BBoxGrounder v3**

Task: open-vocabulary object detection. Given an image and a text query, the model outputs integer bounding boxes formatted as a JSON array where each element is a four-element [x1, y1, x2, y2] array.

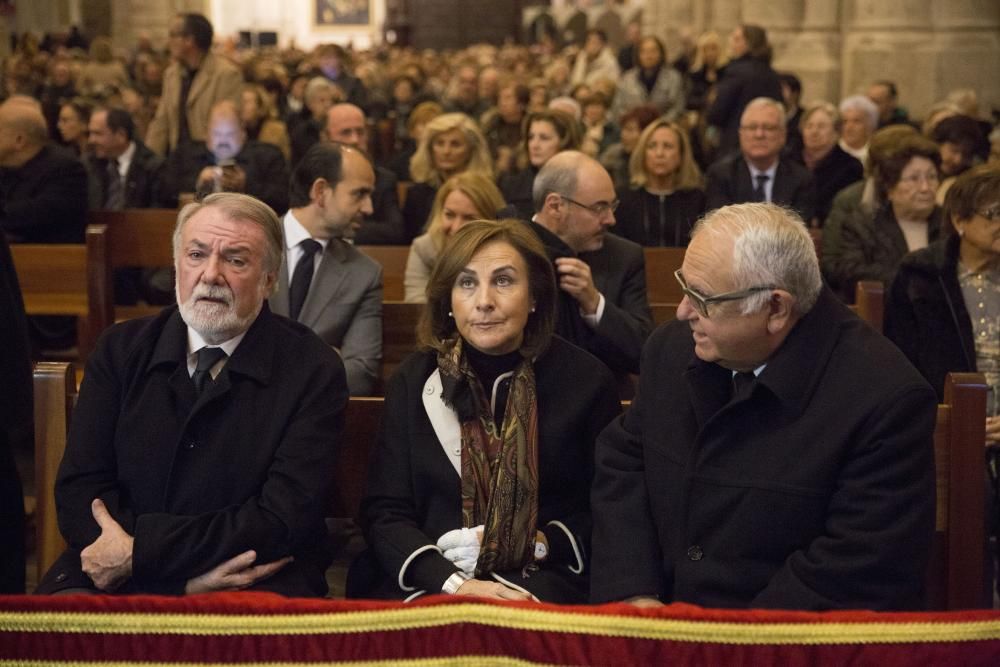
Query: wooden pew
[[926, 372, 990, 610], [89, 209, 177, 322], [643, 247, 686, 303], [333, 397, 384, 521], [358, 245, 409, 302], [380, 300, 423, 392], [30, 360, 990, 608], [853, 280, 884, 334], [11, 225, 113, 359], [32, 361, 75, 584]]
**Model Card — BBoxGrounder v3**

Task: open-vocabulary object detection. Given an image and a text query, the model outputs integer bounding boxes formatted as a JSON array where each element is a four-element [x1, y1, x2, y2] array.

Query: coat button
[[185, 440, 197, 450], [687, 546, 704, 561], [55, 572, 67, 582]]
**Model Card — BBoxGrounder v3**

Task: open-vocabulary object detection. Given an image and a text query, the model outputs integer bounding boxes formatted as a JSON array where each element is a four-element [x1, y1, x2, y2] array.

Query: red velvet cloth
[[1, 594, 999, 665]]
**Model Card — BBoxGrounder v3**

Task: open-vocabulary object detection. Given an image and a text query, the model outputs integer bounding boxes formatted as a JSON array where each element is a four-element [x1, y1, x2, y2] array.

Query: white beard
[[176, 282, 260, 344]]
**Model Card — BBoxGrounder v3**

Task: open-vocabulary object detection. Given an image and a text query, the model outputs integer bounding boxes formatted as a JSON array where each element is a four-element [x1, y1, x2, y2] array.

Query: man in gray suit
[[269, 143, 382, 395]]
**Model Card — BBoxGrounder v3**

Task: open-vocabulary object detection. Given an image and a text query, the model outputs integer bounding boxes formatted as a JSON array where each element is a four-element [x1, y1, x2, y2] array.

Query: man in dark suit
[[324, 103, 405, 244], [529, 151, 653, 377], [591, 203, 936, 611], [164, 101, 288, 212], [0, 234, 29, 593], [0, 97, 88, 243], [37, 192, 347, 597], [269, 143, 382, 396], [87, 107, 165, 209], [705, 97, 815, 222]]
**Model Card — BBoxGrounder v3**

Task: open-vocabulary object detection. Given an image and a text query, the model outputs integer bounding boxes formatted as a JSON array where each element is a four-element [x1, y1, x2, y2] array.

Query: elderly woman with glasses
[[822, 134, 944, 296], [352, 219, 620, 602]]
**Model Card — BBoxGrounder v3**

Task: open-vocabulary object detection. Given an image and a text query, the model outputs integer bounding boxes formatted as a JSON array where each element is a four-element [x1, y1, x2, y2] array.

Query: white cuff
[[398, 544, 442, 592], [546, 520, 585, 574], [580, 293, 606, 328], [442, 571, 471, 594]]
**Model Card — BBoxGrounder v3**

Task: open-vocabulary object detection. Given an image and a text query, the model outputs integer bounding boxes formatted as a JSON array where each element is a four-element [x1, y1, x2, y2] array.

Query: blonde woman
[[404, 173, 505, 302], [240, 83, 291, 162], [615, 119, 705, 246], [404, 112, 493, 241]]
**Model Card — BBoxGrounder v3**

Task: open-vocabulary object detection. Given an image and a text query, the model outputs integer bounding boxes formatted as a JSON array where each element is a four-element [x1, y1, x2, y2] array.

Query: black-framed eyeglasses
[[561, 195, 619, 216], [674, 269, 776, 318]]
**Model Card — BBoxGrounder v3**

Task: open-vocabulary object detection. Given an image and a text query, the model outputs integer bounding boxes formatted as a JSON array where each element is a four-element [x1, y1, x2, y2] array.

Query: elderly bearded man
[[37, 193, 347, 597], [591, 202, 936, 610]]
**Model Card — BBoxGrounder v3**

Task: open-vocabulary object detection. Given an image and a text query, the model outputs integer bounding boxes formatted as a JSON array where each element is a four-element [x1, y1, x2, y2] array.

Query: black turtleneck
[[465, 343, 523, 428]]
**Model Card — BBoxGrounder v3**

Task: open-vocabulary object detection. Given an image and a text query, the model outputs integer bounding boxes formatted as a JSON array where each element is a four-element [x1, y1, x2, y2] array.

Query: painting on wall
[[315, 0, 371, 28]]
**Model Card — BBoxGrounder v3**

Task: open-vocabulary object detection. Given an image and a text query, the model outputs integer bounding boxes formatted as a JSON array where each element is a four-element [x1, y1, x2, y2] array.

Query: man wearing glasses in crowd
[[591, 202, 937, 610], [705, 97, 815, 223], [529, 151, 653, 383]]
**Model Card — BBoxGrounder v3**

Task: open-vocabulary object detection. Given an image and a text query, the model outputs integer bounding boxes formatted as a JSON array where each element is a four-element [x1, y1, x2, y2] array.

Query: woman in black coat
[[790, 102, 863, 225], [614, 119, 705, 247], [352, 220, 620, 602], [705, 24, 782, 157], [498, 109, 582, 221]]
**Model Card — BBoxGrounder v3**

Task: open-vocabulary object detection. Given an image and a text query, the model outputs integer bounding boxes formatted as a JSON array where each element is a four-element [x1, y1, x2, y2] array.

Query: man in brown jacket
[[146, 13, 242, 156]]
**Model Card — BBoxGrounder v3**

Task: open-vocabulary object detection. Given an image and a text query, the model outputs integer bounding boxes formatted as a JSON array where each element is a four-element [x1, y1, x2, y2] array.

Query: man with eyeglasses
[[705, 97, 815, 223], [528, 151, 653, 382], [591, 202, 936, 610]]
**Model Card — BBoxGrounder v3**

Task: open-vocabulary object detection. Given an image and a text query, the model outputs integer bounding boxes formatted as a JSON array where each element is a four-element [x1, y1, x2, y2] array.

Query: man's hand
[[986, 415, 1000, 446], [184, 550, 293, 594], [80, 498, 134, 592], [555, 257, 600, 315]]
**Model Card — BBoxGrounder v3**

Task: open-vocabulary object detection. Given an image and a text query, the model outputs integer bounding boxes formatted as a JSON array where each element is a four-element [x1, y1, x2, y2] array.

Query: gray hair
[[531, 150, 583, 212], [741, 96, 785, 122], [692, 203, 822, 316], [839, 95, 879, 132], [173, 193, 283, 287], [304, 76, 336, 105]]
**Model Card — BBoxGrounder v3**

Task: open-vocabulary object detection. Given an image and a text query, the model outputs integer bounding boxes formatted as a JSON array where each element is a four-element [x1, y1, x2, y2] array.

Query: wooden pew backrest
[[33, 361, 75, 585], [926, 372, 990, 610], [333, 397, 384, 521], [11, 225, 112, 358], [358, 245, 409, 302]]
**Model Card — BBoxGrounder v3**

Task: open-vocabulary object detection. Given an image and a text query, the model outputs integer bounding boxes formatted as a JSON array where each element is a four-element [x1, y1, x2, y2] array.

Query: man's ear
[[309, 178, 328, 205], [765, 290, 796, 334], [542, 192, 563, 216]]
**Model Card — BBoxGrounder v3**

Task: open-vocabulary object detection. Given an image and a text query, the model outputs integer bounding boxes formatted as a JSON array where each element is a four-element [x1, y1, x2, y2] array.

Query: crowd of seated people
[[3, 13, 1000, 607]]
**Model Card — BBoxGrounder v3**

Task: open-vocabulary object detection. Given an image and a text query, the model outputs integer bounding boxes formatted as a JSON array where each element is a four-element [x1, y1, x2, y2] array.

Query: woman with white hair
[[838, 95, 879, 164]]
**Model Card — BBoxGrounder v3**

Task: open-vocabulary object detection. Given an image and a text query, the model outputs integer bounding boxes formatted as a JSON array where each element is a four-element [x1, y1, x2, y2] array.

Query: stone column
[[110, 0, 208, 49], [843, 0, 1000, 118]]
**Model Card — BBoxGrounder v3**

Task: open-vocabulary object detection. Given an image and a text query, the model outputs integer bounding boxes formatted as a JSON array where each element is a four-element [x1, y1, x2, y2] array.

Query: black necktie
[[105, 158, 124, 210], [752, 174, 769, 202], [288, 239, 322, 322], [192, 347, 227, 395], [732, 371, 756, 401]]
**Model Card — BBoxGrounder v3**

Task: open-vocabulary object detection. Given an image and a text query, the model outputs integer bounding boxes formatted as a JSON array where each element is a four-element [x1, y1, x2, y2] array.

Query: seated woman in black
[[615, 119, 705, 246], [498, 109, 581, 221], [353, 219, 620, 602]]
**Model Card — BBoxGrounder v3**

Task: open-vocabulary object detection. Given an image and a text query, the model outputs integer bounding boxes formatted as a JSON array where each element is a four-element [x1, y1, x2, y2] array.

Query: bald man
[[0, 97, 88, 243], [530, 151, 653, 381], [323, 103, 405, 244], [163, 101, 288, 212]]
